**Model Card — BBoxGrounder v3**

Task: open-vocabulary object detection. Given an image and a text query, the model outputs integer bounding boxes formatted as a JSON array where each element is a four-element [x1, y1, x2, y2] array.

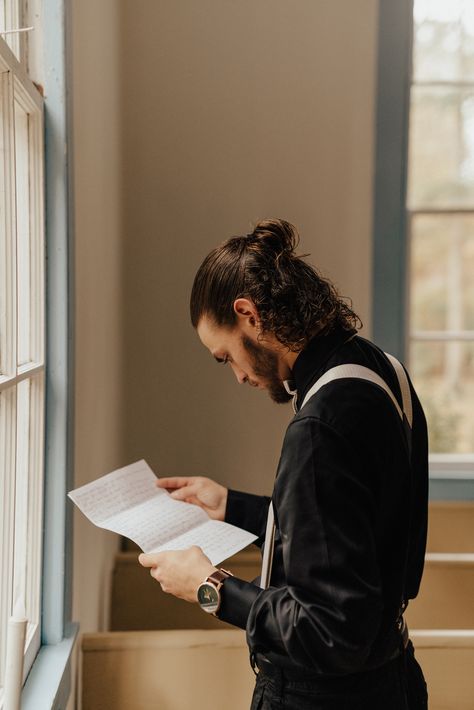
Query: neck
[[278, 346, 302, 380]]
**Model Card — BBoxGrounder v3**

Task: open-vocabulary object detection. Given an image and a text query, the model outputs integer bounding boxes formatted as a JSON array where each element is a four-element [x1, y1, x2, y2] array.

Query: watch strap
[[207, 568, 232, 589]]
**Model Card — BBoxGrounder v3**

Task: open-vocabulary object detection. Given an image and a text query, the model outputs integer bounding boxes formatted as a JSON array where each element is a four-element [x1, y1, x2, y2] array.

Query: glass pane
[[0, 68, 14, 377], [0, 108, 6, 377], [410, 340, 474, 453], [26, 373, 44, 635], [15, 100, 31, 367], [414, 0, 474, 83], [408, 86, 474, 208], [410, 214, 474, 331], [0, 386, 16, 689], [1, 1, 21, 61], [12, 378, 30, 613]]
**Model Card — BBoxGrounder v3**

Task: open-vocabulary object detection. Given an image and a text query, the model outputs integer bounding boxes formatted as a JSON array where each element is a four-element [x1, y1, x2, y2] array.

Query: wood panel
[[413, 631, 474, 710], [406, 554, 474, 629], [426, 502, 474, 553], [82, 629, 253, 710], [81, 629, 474, 710]]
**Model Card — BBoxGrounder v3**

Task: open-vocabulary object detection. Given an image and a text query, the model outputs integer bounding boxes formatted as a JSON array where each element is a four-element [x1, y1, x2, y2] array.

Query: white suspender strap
[[300, 364, 404, 419], [259, 353, 412, 590], [385, 353, 413, 428], [260, 501, 276, 589]]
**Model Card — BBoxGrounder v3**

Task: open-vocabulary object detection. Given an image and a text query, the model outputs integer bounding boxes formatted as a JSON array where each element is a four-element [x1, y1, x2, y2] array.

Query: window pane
[[408, 86, 474, 208], [12, 378, 30, 614], [410, 214, 474, 331], [13, 374, 43, 668], [414, 0, 474, 83], [410, 340, 474, 453], [15, 100, 31, 367], [1, 1, 22, 61], [25, 373, 44, 652], [0, 386, 16, 689], [0, 68, 15, 378], [0, 140, 7, 376]]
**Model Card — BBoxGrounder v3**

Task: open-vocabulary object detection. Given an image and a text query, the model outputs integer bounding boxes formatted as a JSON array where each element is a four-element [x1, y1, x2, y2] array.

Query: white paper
[[68, 459, 257, 565]]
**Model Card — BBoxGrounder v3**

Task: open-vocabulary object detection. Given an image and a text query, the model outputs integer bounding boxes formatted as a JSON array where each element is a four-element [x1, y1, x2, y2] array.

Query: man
[[139, 218, 429, 709]]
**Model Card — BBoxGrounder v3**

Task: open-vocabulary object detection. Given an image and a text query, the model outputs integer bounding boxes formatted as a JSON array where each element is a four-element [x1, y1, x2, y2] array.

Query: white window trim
[[2, 0, 77, 705], [0, 31, 45, 700], [429, 453, 474, 480]]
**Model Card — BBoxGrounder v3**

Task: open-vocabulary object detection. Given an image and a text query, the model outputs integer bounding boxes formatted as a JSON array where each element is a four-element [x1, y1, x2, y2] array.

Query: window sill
[[429, 454, 474, 500], [21, 622, 78, 710]]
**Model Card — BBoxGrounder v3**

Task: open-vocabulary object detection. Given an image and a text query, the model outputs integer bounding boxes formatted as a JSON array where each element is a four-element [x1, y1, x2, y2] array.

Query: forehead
[[196, 316, 238, 353]]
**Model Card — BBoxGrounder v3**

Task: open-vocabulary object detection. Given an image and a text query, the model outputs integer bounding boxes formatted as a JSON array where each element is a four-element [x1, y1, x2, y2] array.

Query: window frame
[[0, 30, 45, 698], [0, 0, 77, 706], [372, 0, 474, 497]]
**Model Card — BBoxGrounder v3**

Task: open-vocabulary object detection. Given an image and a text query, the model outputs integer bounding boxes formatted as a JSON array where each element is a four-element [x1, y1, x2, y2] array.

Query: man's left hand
[[138, 546, 216, 603]]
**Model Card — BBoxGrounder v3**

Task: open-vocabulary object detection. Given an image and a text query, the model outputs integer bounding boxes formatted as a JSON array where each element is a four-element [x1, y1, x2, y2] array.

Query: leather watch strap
[[207, 568, 232, 589]]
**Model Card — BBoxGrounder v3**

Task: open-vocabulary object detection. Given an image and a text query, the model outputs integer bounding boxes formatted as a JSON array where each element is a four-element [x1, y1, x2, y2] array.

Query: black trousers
[[250, 642, 428, 710]]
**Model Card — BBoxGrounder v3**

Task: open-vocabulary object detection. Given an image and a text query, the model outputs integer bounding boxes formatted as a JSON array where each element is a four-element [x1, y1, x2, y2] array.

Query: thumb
[[138, 553, 156, 568]]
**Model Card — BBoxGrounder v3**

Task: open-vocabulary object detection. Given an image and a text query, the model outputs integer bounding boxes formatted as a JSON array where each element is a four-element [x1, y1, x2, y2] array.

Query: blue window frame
[[372, 0, 474, 499], [22, 0, 77, 705]]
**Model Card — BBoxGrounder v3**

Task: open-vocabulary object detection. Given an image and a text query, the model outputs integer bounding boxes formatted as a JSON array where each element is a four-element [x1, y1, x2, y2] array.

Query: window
[[0, 15, 44, 702], [407, 0, 474, 457], [0, 0, 26, 63]]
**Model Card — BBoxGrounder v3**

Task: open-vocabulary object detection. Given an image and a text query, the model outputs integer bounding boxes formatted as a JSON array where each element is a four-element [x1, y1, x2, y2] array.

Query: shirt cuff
[[225, 489, 270, 542], [217, 576, 262, 630]]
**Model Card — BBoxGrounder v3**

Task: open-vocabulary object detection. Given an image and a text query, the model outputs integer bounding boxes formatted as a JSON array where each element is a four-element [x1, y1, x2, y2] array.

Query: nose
[[230, 363, 247, 385]]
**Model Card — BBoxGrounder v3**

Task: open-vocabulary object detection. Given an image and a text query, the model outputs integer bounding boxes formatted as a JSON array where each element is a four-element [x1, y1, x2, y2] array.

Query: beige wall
[[71, 0, 123, 634], [70, 3, 378, 704], [120, 0, 378, 494], [70, 1, 378, 706]]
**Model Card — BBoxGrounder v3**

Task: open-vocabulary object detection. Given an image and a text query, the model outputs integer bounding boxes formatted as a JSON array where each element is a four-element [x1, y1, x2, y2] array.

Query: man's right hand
[[156, 476, 228, 522]]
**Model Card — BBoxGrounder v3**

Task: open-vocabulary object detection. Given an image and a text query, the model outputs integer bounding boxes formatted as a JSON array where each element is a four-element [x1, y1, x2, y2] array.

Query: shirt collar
[[289, 325, 357, 410]]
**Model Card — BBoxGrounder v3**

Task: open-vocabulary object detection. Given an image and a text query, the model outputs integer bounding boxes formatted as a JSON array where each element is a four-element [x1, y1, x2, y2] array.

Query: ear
[[233, 298, 260, 329]]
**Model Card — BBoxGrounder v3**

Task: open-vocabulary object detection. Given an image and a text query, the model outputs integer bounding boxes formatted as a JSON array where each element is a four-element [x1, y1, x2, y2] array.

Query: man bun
[[190, 217, 362, 345], [247, 218, 299, 257]]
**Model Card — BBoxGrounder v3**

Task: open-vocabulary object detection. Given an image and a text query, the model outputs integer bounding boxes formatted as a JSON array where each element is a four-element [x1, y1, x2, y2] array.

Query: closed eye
[[214, 355, 228, 365]]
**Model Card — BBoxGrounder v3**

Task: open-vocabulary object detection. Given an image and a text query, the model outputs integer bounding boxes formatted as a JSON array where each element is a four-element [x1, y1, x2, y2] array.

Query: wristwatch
[[197, 568, 233, 615]]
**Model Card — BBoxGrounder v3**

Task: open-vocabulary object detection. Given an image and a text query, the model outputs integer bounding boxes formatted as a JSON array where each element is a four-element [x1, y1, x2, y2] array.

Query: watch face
[[197, 582, 219, 614]]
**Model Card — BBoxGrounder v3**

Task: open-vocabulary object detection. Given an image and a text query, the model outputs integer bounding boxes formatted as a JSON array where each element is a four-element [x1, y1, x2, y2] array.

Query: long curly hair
[[190, 218, 361, 350]]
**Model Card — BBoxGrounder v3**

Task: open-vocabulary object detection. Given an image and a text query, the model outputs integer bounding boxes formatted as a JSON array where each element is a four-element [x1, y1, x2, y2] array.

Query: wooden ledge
[[82, 628, 474, 653], [82, 628, 247, 652], [425, 553, 474, 565], [411, 630, 474, 648]]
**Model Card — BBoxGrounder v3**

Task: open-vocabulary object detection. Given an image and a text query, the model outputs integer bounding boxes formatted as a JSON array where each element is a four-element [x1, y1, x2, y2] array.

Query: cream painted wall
[[69, 1, 378, 705], [70, 0, 125, 704], [120, 0, 378, 495], [71, 0, 123, 633]]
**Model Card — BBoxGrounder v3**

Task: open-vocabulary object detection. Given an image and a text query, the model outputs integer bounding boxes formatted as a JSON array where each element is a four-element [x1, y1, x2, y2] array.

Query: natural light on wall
[[408, 0, 474, 461], [0, 1, 45, 702]]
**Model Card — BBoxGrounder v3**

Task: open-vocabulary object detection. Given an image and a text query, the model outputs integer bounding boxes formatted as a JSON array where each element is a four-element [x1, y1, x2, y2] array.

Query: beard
[[241, 335, 293, 404]]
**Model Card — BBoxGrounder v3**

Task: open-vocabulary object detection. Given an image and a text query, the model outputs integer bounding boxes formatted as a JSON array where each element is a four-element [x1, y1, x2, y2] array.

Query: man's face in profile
[[197, 314, 292, 404], [240, 335, 292, 404]]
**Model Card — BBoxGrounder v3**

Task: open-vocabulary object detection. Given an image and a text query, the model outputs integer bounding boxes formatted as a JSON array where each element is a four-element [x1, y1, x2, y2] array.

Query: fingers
[[138, 552, 159, 568], [167, 483, 202, 502], [157, 477, 193, 490], [157, 477, 205, 505]]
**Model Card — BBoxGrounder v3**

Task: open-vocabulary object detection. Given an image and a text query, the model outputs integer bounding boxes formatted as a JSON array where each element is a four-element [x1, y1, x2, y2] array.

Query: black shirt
[[218, 326, 428, 675]]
